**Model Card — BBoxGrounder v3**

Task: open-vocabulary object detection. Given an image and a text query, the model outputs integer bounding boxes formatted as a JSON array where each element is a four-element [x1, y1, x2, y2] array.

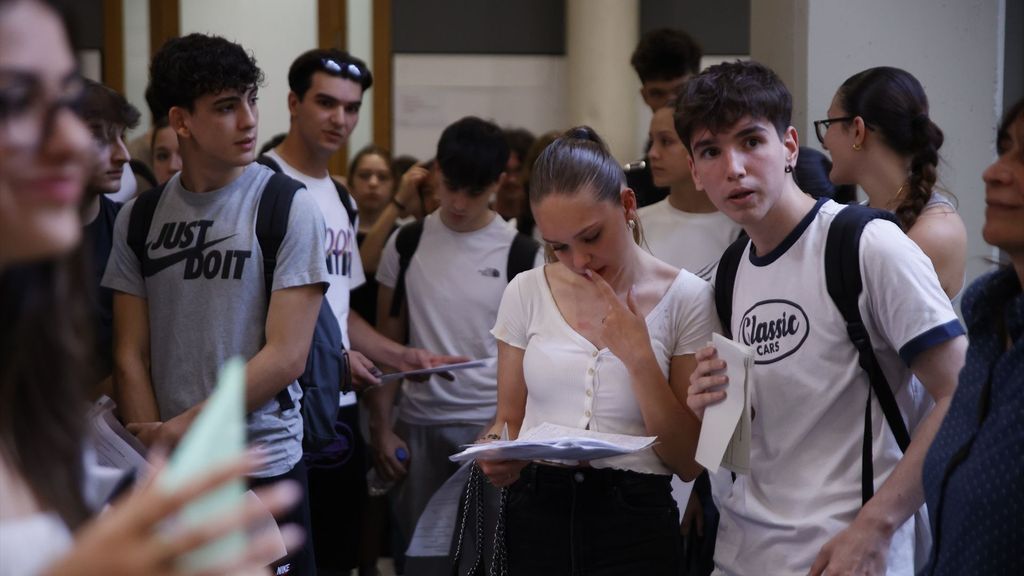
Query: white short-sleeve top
[[491, 265, 719, 475]]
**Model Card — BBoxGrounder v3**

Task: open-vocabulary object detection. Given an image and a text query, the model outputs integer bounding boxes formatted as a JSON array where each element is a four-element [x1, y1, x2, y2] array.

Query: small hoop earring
[[852, 143, 862, 151], [784, 165, 794, 174], [627, 219, 636, 230]]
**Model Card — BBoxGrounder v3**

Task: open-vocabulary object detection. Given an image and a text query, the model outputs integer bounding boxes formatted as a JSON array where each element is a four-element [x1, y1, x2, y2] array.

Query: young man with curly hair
[[103, 34, 328, 575]]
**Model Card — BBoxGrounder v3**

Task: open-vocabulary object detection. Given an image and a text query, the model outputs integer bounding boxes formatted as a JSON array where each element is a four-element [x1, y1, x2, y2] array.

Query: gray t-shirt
[[103, 163, 329, 477]]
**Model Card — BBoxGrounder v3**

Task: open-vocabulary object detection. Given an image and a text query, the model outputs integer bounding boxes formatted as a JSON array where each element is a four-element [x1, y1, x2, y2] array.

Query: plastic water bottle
[[367, 447, 408, 496]]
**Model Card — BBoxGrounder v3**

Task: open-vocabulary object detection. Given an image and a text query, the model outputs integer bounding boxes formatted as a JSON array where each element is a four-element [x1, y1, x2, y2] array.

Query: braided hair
[[837, 67, 944, 230]]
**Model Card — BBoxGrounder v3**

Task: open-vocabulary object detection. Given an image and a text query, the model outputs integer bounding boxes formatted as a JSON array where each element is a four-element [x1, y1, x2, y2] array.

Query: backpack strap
[[332, 179, 359, 232], [390, 220, 425, 318], [126, 182, 168, 277], [506, 232, 540, 282], [255, 172, 303, 298], [255, 154, 283, 174], [713, 233, 750, 339], [258, 153, 360, 236], [254, 172, 304, 409], [824, 205, 910, 505]]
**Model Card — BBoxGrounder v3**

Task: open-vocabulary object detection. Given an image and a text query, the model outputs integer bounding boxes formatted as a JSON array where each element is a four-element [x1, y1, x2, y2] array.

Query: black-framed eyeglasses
[[812, 116, 855, 145], [321, 58, 364, 82], [0, 68, 85, 151]]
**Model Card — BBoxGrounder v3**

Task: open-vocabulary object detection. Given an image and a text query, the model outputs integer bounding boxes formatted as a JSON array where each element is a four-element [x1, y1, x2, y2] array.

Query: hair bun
[[910, 113, 929, 132], [564, 126, 608, 150]]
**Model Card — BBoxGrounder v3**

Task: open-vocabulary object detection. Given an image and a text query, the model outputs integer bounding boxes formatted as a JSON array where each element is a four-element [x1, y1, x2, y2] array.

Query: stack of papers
[[695, 333, 754, 474], [449, 421, 656, 463]]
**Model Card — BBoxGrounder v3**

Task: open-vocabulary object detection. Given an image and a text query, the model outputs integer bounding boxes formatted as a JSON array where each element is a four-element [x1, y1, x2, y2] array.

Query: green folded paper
[[159, 356, 247, 571]]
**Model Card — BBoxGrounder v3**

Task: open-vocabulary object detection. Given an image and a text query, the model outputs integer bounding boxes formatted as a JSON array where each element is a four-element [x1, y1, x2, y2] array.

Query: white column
[[566, 0, 639, 164], [752, 0, 1005, 292], [347, 0, 374, 154], [123, 0, 151, 138]]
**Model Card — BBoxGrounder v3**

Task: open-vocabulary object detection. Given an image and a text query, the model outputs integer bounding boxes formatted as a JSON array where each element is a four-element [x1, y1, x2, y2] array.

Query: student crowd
[[0, 1, 1020, 575]]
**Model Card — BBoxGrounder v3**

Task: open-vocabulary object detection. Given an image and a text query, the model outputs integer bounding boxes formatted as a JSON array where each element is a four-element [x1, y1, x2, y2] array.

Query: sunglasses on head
[[320, 58, 364, 82]]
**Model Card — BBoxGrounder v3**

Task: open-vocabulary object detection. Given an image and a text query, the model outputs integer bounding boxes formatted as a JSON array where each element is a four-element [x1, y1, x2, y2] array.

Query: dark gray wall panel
[[640, 0, 749, 55], [51, 0, 104, 49], [393, 0, 565, 54]]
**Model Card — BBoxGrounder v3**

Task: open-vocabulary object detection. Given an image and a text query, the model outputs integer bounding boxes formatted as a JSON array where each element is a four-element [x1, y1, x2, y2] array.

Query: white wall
[[123, 0, 150, 140], [754, 0, 1004, 293], [392, 54, 568, 159], [179, 0, 318, 150], [346, 0, 374, 155]]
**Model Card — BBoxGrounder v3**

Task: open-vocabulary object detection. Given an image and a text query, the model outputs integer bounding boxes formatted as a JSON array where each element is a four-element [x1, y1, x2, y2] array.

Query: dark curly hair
[[288, 49, 372, 99], [149, 33, 264, 112], [631, 28, 703, 84], [675, 60, 792, 154], [836, 67, 944, 231]]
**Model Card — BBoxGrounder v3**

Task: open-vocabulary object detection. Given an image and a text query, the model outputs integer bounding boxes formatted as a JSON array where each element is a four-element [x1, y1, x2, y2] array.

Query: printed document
[[695, 333, 753, 474]]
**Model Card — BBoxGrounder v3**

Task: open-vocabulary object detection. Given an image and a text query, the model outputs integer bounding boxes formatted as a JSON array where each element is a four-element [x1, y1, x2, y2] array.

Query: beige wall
[[754, 0, 1005, 294]]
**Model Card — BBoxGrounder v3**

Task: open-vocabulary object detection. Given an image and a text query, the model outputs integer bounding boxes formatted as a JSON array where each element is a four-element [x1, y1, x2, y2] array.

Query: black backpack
[[714, 204, 911, 505], [388, 219, 540, 318], [126, 169, 351, 467]]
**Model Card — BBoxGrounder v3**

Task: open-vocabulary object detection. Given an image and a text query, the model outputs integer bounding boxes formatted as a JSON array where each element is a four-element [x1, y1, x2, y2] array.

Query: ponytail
[[530, 125, 625, 205], [895, 114, 944, 230], [838, 67, 945, 230]]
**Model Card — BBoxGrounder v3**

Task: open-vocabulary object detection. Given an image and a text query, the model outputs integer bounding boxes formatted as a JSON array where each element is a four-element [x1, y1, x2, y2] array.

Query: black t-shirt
[[350, 227, 397, 325], [626, 144, 669, 208], [83, 194, 122, 378]]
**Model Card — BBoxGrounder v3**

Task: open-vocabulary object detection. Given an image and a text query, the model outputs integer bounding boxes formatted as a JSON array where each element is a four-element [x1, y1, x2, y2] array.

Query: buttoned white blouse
[[491, 265, 719, 475]]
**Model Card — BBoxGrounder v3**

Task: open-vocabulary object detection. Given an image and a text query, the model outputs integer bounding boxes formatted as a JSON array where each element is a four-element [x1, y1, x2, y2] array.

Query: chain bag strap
[[450, 463, 510, 576]]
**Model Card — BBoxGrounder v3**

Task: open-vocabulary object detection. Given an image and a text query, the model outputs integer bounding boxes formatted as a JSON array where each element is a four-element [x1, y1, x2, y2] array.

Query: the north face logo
[[738, 299, 809, 364]]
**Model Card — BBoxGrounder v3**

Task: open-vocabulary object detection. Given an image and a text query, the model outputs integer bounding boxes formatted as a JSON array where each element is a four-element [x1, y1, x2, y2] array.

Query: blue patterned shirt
[[922, 266, 1024, 575]]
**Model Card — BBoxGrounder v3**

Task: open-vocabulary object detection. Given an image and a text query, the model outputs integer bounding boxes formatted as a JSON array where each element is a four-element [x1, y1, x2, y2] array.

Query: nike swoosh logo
[[141, 234, 236, 276]]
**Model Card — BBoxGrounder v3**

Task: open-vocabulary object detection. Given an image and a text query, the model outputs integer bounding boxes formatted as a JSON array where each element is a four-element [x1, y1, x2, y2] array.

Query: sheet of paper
[[695, 333, 753, 473], [158, 357, 248, 572], [450, 422, 656, 463], [379, 358, 494, 382], [88, 396, 149, 472], [405, 462, 472, 557], [722, 357, 752, 475]]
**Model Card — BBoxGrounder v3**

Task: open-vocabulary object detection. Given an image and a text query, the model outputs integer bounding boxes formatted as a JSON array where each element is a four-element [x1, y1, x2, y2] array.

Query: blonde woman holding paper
[[478, 127, 719, 574]]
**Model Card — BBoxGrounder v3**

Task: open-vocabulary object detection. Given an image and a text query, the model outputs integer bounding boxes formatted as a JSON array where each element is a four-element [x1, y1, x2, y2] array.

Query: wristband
[[391, 197, 406, 211], [483, 433, 501, 440]]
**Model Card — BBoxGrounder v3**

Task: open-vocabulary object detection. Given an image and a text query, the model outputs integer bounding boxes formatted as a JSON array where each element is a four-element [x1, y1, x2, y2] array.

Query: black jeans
[[506, 464, 681, 576], [249, 459, 316, 576], [306, 403, 369, 574]]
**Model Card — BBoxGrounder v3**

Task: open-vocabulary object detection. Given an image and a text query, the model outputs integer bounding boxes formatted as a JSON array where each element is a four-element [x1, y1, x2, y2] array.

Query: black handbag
[[449, 463, 509, 576]]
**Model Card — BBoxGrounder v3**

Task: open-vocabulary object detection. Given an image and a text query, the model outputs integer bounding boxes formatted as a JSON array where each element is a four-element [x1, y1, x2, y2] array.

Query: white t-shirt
[[377, 212, 542, 425], [712, 199, 964, 576], [0, 452, 73, 576], [267, 151, 365, 407], [638, 198, 743, 280], [492, 266, 719, 475]]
